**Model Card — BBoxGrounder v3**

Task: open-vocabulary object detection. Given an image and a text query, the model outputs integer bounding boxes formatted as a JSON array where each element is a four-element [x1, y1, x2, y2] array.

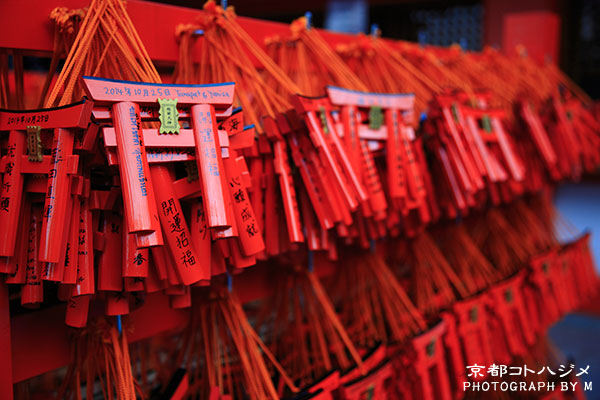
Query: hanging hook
[[370, 23, 379, 37], [117, 314, 122, 335], [305, 11, 312, 30], [418, 31, 427, 47], [227, 270, 233, 292]]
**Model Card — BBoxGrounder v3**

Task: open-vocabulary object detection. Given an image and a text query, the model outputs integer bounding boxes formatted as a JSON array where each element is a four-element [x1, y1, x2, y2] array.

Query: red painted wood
[[327, 86, 415, 109], [151, 165, 208, 285], [0, 0, 371, 65], [0, 130, 26, 258], [190, 104, 232, 229], [39, 128, 76, 266], [9, 256, 336, 383], [502, 12, 560, 64], [0, 99, 93, 130], [10, 292, 189, 383], [483, 0, 561, 63], [92, 104, 233, 122], [0, 282, 13, 399], [82, 76, 235, 108]]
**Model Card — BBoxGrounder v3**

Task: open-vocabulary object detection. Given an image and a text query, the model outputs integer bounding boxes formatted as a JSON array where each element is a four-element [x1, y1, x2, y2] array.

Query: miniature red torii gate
[[326, 86, 427, 219], [82, 76, 236, 244], [0, 100, 93, 281], [82, 76, 264, 287]]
